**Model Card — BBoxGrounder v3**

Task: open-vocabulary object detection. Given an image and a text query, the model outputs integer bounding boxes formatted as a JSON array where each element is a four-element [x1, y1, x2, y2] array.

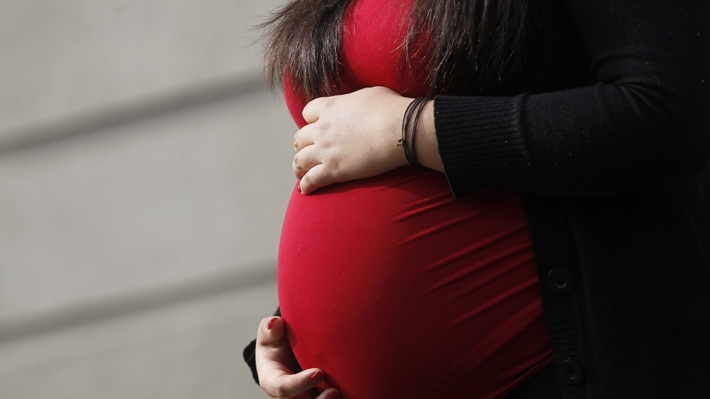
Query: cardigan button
[[547, 268, 574, 294], [560, 360, 584, 385]]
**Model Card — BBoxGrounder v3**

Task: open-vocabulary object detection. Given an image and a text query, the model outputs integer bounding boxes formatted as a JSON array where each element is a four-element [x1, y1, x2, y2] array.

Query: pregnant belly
[[278, 167, 552, 399]]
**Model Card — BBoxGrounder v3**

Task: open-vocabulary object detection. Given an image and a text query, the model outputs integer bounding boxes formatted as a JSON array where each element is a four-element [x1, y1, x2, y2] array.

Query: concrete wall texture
[[0, 1, 291, 397]]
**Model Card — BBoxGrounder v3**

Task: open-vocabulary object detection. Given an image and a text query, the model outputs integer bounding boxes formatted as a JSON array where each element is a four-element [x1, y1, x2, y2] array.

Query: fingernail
[[267, 318, 277, 330], [309, 370, 325, 385], [326, 391, 341, 399], [297, 184, 302, 193]]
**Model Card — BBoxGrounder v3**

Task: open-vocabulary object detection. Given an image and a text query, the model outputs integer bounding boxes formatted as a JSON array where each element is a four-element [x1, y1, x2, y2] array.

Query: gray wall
[[0, 1, 290, 397]]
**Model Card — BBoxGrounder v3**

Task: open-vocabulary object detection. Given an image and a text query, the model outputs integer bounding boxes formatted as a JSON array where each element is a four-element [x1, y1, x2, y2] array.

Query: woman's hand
[[256, 316, 340, 399], [293, 86, 415, 194]]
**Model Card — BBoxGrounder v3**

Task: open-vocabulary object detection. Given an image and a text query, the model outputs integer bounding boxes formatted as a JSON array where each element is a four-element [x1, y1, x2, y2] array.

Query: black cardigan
[[245, 0, 710, 397]]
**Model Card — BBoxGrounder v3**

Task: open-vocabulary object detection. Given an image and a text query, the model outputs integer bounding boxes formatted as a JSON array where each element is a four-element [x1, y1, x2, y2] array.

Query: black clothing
[[434, 0, 710, 397]]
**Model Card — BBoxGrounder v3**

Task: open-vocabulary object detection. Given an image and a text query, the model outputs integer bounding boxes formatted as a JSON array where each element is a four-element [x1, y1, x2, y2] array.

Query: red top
[[278, 1, 553, 398]]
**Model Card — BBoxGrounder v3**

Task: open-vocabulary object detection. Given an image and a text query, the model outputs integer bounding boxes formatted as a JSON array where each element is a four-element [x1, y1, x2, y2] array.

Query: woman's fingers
[[256, 317, 339, 399], [294, 87, 437, 194], [260, 369, 324, 399], [292, 87, 415, 194], [301, 96, 328, 124], [293, 145, 319, 180], [294, 125, 315, 153], [299, 164, 335, 195], [256, 316, 287, 348]]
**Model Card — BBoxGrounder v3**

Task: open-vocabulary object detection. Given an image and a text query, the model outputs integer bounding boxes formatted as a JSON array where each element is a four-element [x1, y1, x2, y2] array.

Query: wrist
[[390, 96, 415, 168], [411, 100, 443, 172], [401, 97, 429, 167]]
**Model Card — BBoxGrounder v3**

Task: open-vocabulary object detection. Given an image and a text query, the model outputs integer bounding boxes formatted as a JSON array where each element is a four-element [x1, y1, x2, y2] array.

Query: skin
[[257, 86, 443, 398], [293, 86, 443, 194], [256, 316, 341, 399]]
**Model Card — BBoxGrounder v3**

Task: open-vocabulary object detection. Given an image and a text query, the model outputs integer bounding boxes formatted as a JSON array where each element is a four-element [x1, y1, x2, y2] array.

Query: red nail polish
[[326, 391, 341, 399], [309, 370, 325, 385], [267, 318, 277, 330]]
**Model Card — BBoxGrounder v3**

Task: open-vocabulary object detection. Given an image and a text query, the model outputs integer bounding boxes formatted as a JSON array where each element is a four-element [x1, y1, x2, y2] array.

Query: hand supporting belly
[[278, 167, 552, 399]]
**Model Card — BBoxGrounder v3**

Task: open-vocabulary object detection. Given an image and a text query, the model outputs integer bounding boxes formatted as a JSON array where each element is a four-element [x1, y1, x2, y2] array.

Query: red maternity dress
[[278, 1, 553, 397]]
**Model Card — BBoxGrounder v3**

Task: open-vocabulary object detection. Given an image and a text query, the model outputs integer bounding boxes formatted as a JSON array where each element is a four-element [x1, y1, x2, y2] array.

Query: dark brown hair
[[261, 0, 532, 101]]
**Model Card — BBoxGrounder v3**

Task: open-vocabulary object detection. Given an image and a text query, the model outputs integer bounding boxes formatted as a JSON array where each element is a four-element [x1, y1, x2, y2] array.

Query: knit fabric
[[433, 1, 710, 397]]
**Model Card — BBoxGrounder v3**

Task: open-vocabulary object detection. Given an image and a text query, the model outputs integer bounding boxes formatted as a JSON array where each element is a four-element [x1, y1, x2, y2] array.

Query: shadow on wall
[[0, 1, 295, 398]]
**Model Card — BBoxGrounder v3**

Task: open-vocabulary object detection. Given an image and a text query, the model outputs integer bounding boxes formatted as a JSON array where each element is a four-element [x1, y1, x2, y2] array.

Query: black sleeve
[[243, 307, 281, 385], [242, 339, 260, 385], [435, 0, 710, 197]]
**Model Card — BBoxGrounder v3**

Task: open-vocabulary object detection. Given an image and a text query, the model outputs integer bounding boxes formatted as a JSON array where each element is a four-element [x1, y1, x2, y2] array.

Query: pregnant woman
[[245, 0, 710, 398], [274, 1, 553, 398]]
